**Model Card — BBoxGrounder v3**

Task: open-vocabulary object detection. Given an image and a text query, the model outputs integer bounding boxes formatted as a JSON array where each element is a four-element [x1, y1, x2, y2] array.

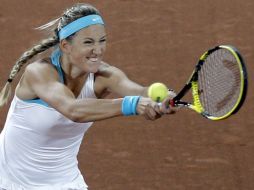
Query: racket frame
[[171, 45, 248, 120]]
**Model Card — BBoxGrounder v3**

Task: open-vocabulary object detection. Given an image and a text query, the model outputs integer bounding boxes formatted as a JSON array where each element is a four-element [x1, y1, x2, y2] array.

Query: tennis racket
[[170, 45, 248, 120]]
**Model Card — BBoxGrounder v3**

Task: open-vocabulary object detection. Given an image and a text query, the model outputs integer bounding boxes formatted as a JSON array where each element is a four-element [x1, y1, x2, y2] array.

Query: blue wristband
[[122, 96, 140, 116]]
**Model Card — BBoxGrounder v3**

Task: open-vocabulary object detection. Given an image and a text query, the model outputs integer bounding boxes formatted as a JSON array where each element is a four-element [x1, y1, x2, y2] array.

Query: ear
[[59, 39, 71, 54]]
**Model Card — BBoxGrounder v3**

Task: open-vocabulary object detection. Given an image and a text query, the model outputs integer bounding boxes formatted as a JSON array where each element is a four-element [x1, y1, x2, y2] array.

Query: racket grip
[[169, 99, 175, 107]]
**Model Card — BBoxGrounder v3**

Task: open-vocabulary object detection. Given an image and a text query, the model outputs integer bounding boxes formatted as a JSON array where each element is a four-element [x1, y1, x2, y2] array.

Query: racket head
[[174, 45, 248, 120]]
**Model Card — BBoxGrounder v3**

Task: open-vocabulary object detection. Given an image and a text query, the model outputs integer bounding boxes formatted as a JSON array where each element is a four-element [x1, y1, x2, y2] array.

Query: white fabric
[[0, 73, 96, 190]]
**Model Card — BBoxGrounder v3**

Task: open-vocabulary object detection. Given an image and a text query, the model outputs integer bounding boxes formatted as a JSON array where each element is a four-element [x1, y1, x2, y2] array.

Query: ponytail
[[0, 3, 101, 107], [0, 36, 59, 107]]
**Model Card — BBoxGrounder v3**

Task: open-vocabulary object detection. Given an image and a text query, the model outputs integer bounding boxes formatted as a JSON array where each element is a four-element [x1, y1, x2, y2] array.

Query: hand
[[159, 96, 177, 114], [136, 97, 175, 120], [136, 97, 160, 120]]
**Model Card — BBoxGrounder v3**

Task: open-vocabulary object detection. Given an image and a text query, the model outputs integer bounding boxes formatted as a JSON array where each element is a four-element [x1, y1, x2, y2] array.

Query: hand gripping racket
[[170, 45, 248, 120]]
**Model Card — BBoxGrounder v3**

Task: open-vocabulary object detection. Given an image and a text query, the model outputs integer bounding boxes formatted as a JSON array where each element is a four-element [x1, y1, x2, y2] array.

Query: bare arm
[[94, 65, 175, 118], [20, 62, 173, 123], [96, 65, 176, 100], [22, 62, 125, 122], [95, 65, 149, 97]]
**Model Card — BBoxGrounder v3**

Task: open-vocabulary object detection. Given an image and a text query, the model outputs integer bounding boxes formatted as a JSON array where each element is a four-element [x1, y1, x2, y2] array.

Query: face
[[61, 24, 106, 74]]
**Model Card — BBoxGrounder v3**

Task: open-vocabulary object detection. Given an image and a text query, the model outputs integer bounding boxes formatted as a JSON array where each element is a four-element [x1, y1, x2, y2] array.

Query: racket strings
[[198, 49, 241, 117]]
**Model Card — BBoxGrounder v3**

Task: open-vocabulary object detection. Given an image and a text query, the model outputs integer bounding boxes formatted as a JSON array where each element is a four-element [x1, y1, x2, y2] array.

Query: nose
[[92, 44, 103, 55]]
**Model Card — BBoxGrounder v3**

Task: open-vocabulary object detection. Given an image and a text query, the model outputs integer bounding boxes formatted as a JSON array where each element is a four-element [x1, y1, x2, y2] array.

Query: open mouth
[[87, 57, 100, 62]]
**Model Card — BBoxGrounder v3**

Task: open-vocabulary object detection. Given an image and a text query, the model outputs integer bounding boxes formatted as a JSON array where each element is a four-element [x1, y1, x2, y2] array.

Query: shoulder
[[25, 58, 54, 72], [25, 58, 59, 81], [22, 58, 60, 88], [93, 61, 128, 97], [96, 61, 127, 79], [16, 59, 59, 99]]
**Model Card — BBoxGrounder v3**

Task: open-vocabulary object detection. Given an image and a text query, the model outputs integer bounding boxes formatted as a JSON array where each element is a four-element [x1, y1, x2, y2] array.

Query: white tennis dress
[[0, 49, 96, 190]]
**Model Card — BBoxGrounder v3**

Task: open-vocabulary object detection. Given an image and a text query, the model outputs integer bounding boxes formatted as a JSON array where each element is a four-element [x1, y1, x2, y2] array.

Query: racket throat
[[191, 81, 204, 113]]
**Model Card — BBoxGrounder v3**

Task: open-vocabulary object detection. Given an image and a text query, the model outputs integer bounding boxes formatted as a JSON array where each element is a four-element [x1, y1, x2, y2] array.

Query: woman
[[0, 3, 175, 190]]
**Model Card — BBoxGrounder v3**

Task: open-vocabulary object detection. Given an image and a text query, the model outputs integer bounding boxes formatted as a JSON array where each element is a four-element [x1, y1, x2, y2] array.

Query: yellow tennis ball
[[148, 82, 168, 102]]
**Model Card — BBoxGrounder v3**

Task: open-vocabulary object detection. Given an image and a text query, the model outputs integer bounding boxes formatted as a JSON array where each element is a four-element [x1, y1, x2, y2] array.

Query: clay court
[[0, 0, 254, 190]]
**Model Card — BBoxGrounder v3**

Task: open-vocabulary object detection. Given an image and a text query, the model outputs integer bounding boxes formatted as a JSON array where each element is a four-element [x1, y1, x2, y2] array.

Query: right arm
[[18, 62, 159, 122]]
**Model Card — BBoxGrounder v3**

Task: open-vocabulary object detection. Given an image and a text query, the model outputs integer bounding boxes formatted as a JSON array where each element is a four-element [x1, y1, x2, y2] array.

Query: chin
[[86, 62, 101, 73], [88, 67, 99, 73]]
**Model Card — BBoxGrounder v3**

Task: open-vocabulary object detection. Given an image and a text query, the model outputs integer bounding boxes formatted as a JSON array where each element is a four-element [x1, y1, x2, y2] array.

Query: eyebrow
[[83, 35, 107, 40]]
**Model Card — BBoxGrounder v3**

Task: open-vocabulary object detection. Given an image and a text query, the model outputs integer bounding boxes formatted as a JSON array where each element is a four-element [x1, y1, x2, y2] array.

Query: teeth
[[89, 58, 98, 62]]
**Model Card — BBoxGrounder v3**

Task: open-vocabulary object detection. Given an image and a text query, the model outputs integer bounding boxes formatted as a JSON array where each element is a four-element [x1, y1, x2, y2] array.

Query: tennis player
[[0, 3, 175, 190]]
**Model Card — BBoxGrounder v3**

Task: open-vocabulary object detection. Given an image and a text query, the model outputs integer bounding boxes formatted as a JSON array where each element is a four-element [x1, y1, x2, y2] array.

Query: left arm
[[95, 64, 148, 97], [94, 64, 176, 120]]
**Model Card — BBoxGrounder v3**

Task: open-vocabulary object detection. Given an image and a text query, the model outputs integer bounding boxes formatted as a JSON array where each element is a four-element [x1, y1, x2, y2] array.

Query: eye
[[100, 38, 106, 43], [83, 40, 93, 45]]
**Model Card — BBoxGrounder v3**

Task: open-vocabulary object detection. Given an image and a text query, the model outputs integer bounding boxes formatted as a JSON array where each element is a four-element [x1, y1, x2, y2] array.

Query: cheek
[[80, 46, 91, 55], [72, 48, 91, 61], [102, 44, 107, 53], [103, 48, 106, 55]]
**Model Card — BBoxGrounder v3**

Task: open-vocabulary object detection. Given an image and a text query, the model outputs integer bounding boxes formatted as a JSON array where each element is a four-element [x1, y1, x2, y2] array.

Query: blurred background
[[0, 0, 253, 189]]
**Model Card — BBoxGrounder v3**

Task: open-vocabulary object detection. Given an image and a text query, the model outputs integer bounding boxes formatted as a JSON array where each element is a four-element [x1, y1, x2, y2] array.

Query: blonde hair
[[0, 3, 100, 107]]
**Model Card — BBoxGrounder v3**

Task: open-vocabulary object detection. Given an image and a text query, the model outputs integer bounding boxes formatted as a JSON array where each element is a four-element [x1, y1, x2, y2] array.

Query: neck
[[60, 54, 87, 79]]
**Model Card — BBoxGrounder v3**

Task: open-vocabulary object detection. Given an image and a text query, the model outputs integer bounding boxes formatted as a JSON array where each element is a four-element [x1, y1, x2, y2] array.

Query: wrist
[[121, 96, 140, 116]]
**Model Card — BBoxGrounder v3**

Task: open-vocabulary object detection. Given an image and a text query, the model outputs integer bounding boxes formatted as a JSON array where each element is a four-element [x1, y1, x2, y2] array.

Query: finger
[[168, 89, 177, 99], [161, 98, 178, 114], [167, 109, 176, 114], [146, 105, 157, 120], [160, 98, 171, 112], [154, 103, 164, 115], [145, 104, 160, 120], [150, 104, 163, 119], [144, 113, 150, 120]]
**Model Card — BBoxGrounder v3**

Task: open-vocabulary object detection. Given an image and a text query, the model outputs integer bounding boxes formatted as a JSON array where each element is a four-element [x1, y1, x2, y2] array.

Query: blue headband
[[58, 14, 104, 40]]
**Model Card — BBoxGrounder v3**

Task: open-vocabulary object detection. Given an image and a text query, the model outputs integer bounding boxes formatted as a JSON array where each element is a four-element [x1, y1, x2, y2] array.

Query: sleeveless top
[[0, 49, 97, 190]]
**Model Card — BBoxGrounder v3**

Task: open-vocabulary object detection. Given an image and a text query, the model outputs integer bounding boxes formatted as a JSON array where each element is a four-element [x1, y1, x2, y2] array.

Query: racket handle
[[170, 99, 175, 107]]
